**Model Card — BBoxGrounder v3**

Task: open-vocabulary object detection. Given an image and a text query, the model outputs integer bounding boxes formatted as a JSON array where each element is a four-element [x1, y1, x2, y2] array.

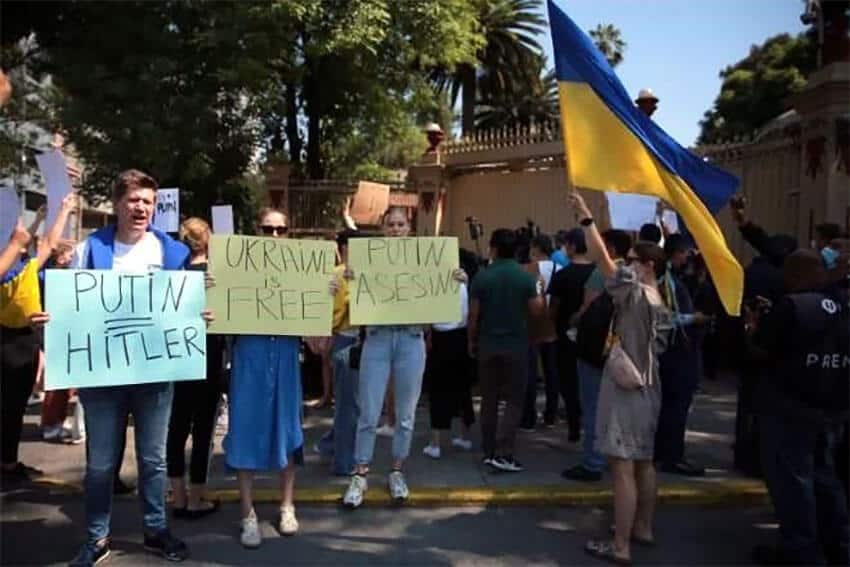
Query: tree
[[475, 54, 559, 130], [589, 23, 627, 68], [431, 0, 546, 135], [698, 33, 817, 144]]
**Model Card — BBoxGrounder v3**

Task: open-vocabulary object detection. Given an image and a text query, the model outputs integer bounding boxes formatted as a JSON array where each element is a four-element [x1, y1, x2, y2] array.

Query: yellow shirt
[[332, 264, 353, 334], [0, 259, 42, 328]]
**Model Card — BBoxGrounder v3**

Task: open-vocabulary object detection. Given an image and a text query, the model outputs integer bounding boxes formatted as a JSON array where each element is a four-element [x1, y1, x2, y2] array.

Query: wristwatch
[[580, 217, 594, 227]]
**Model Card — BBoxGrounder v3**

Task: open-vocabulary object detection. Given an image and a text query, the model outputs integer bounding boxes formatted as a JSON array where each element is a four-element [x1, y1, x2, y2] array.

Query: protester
[[166, 218, 224, 520], [638, 223, 662, 245], [569, 192, 672, 566], [468, 228, 544, 472], [562, 228, 632, 482], [551, 230, 571, 268], [343, 207, 466, 507], [223, 207, 336, 546], [749, 249, 849, 566], [635, 88, 659, 117], [548, 228, 596, 442], [521, 234, 561, 430], [423, 280, 474, 459], [655, 234, 710, 477], [29, 171, 207, 565], [316, 229, 362, 476], [2, 194, 77, 486]]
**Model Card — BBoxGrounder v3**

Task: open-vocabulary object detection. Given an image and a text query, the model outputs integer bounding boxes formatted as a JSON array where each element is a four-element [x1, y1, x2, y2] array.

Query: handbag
[[605, 340, 645, 390]]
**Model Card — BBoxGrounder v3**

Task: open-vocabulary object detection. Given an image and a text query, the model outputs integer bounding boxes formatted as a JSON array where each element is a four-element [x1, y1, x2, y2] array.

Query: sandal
[[609, 524, 656, 547], [585, 540, 632, 566]]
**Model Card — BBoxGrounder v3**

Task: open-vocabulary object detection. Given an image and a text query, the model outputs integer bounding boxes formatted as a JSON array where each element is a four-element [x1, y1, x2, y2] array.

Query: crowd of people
[[1, 167, 848, 567]]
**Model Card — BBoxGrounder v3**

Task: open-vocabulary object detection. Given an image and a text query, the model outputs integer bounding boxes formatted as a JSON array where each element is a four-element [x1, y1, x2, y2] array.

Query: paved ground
[[12, 373, 757, 504], [1, 490, 777, 566]]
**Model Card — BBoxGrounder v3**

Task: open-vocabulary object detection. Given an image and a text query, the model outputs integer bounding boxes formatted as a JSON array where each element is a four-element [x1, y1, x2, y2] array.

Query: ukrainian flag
[[548, 0, 743, 316]]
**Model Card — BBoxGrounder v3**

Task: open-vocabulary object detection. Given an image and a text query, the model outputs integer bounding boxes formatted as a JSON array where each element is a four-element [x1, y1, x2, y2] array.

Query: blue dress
[[224, 335, 304, 470]]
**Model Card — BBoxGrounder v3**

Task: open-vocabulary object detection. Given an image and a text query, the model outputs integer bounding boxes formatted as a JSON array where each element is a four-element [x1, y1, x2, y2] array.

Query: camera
[[465, 216, 484, 241]]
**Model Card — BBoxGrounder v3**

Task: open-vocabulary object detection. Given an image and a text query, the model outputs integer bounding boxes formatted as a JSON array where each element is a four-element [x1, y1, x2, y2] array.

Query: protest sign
[[349, 181, 390, 225], [35, 150, 74, 235], [211, 205, 234, 234], [605, 192, 659, 231], [0, 186, 18, 244], [153, 188, 180, 233], [44, 269, 206, 390], [349, 237, 461, 326], [206, 235, 336, 336]]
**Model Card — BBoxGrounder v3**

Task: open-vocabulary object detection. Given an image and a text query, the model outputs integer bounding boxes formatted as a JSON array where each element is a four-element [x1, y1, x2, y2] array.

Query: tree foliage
[[589, 23, 627, 69], [698, 33, 817, 144]]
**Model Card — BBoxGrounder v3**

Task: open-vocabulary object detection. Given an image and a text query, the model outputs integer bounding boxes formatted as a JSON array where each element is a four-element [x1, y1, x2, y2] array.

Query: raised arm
[[0, 220, 30, 279], [36, 193, 78, 268], [568, 192, 616, 279]]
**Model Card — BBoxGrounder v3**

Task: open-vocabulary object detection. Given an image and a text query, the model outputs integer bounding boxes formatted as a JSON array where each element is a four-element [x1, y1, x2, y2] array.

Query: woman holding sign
[[342, 207, 467, 509], [222, 207, 338, 549]]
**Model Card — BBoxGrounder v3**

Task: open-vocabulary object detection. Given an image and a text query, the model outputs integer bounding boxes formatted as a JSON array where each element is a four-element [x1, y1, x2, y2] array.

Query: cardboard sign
[[206, 235, 336, 336], [211, 205, 234, 234], [153, 188, 180, 233], [349, 181, 390, 225], [0, 186, 19, 244], [44, 270, 207, 390], [349, 237, 461, 325], [35, 150, 74, 235]]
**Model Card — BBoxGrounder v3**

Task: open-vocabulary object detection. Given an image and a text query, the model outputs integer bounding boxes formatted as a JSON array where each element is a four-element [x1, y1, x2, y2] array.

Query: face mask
[[822, 246, 839, 269]]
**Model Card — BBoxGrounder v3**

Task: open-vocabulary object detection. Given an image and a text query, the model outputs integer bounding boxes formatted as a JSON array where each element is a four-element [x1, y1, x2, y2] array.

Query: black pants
[[479, 350, 528, 458], [556, 337, 581, 435], [655, 348, 700, 465], [1, 327, 39, 465], [521, 342, 559, 428], [166, 376, 221, 484], [427, 328, 475, 430]]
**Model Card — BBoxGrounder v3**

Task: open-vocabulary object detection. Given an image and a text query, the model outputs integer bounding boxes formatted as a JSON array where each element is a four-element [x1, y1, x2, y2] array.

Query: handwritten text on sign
[[207, 235, 336, 336], [44, 270, 207, 390], [349, 237, 461, 325]]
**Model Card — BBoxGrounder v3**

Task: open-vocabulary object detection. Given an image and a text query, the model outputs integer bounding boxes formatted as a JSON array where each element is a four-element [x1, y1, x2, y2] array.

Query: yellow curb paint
[[30, 477, 768, 507]]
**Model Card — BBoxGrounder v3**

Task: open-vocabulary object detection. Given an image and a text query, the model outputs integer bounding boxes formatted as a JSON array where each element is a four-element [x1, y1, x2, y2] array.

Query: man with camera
[[748, 249, 849, 566]]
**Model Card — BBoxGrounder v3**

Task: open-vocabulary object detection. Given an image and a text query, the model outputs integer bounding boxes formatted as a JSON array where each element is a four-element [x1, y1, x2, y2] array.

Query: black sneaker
[[492, 456, 524, 472], [660, 459, 705, 477], [113, 478, 135, 495], [69, 540, 110, 567], [561, 464, 602, 482], [143, 530, 189, 562]]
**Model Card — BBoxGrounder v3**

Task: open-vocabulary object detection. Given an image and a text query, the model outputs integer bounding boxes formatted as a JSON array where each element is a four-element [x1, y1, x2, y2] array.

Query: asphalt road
[[1, 487, 777, 566]]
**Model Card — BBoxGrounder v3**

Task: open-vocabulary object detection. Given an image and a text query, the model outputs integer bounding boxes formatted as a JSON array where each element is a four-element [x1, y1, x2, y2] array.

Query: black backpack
[[781, 293, 849, 416], [576, 291, 615, 368]]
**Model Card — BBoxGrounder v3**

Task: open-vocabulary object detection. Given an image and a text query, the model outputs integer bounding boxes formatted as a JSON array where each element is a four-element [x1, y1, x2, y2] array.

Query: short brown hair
[[179, 217, 210, 253], [256, 207, 287, 225], [783, 249, 827, 292], [112, 169, 158, 201], [633, 241, 667, 279]]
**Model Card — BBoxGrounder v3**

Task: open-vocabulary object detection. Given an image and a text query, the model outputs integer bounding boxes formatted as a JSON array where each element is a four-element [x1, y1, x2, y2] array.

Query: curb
[[28, 477, 768, 507]]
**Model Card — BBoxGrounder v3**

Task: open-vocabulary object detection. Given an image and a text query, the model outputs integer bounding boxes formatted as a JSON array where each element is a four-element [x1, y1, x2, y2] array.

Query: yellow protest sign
[[207, 235, 336, 336], [349, 237, 461, 325]]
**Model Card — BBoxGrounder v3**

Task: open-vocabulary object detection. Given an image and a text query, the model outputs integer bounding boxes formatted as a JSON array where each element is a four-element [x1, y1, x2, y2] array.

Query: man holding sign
[[342, 207, 466, 509], [31, 170, 211, 566]]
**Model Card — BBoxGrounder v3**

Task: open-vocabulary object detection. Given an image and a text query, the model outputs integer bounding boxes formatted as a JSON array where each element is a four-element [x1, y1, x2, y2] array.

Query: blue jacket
[[84, 225, 189, 270]]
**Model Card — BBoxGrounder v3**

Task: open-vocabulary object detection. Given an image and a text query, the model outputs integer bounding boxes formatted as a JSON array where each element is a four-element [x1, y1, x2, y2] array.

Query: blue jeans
[[317, 334, 359, 475], [760, 414, 850, 565], [354, 326, 426, 466], [79, 382, 173, 543], [577, 359, 605, 472]]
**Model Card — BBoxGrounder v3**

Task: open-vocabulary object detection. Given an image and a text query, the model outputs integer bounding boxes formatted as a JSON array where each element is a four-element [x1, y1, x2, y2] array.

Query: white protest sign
[[211, 205, 234, 234], [661, 209, 680, 233], [605, 192, 658, 231], [0, 187, 20, 244], [153, 188, 180, 233], [35, 150, 74, 235]]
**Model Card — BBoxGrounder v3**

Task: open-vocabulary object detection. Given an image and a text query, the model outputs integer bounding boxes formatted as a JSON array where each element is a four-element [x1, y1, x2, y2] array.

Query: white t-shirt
[[72, 232, 164, 272], [433, 283, 469, 332], [537, 260, 560, 306]]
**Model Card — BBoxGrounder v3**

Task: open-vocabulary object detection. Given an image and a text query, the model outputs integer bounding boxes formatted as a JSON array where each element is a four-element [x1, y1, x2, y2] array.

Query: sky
[[543, 0, 807, 145]]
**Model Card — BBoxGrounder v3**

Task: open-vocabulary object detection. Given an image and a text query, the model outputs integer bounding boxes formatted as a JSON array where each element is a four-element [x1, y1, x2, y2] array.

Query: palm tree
[[431, 0, 546, 135], [589, 23, 627, 68], [475, 55, 559, 131]]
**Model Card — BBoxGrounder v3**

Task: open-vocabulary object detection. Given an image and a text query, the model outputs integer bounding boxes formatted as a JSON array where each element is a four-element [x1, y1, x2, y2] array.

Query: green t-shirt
[[470, 258, 538, 355]]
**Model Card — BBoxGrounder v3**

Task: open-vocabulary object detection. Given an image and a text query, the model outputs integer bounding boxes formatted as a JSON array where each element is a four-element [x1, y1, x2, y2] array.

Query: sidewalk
[[14, 373, 766, 506]]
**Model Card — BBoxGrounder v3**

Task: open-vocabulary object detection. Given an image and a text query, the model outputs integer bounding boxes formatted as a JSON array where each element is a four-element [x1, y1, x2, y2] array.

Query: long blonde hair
[[179, 217, 211, 254]]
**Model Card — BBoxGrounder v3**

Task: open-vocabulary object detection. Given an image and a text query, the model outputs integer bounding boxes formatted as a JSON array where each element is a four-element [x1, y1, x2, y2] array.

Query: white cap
[[636, 88, 659, 102], [424, 122, 444, 133]]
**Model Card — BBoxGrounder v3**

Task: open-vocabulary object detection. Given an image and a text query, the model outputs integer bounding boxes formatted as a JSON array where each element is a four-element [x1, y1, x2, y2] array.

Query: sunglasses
[[260, 225, 289, 236]]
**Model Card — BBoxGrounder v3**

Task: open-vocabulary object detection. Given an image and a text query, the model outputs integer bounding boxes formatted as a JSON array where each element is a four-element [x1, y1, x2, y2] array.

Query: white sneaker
[[279, 505, 298, 536], [240, 511, 262, 548], [422, 445, 441, 459], [343, 475, 367, 508], [388, 470, 409, 502], [27, 393, 44, 406], [376, 424, 395, 437], [451, 438, 473, 451], [42, 425, 70, 441]]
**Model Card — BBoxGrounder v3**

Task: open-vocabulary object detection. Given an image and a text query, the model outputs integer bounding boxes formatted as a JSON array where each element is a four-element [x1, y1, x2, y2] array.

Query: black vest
[[779, 292, 849, 420]]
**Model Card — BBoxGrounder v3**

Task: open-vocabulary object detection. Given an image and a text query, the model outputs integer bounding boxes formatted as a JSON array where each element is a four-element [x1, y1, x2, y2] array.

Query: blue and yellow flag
[[548, 0, 743, 315]]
